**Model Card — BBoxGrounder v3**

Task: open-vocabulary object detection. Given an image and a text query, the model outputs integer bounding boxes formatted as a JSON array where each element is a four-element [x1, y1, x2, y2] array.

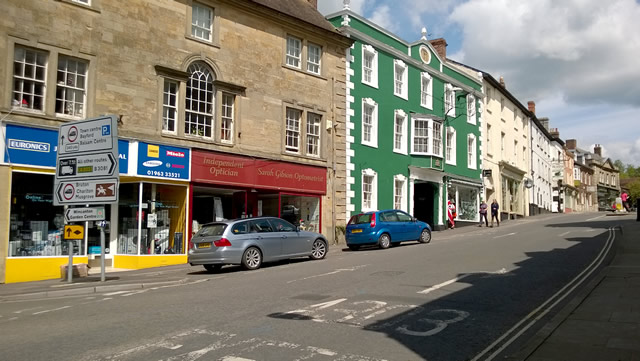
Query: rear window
[[196, 224, 226, 237], [348, 213, 372, 225]]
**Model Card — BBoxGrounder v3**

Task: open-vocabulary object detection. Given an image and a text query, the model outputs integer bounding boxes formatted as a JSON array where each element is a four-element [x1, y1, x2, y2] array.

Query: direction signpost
[[54, 115, 119, 283]]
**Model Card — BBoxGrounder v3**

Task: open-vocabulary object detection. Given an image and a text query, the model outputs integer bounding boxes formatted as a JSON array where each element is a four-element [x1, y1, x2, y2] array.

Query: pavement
[[1, 213, 639, 361]]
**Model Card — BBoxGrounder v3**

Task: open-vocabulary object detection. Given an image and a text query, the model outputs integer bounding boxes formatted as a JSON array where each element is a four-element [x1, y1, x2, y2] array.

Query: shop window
[[8, 172, 74, 257], [452, 185, 479, 221], [281, 194, 320, 232], [117, 183, 187, 255]]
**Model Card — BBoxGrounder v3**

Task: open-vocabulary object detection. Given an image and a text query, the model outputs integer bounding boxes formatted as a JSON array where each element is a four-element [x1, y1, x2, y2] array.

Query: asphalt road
[[0, 212, 623, 361]]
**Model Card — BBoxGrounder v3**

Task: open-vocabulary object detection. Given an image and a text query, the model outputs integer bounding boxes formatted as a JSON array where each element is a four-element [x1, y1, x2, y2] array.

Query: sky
[[318, 0, 640, 167]]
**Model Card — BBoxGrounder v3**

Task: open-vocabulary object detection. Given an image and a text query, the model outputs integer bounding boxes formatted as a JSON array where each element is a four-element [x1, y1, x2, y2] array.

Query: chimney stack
[[528, 101, 536, 114], [429, 38, 447, 59], [499, 76, 505, 88], [566, 139, 577, 150], [539, 117, 550, 131], [307, 0, 317, 8], [550, 127, 560, 139], [594, 144, 602, 156]]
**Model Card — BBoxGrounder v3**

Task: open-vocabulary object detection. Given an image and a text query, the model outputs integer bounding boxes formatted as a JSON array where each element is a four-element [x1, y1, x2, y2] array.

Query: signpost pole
[[67, 240, 73, 283], [100, 222, 106, 282]]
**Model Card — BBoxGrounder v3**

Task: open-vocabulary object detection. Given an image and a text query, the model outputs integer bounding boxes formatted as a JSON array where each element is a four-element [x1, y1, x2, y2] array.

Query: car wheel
[[241, 247, 262, 270], [203, 264, 222, 272], [418, 229, 432, 244], [348, 244, 360, 251], [310, 239, 327, 260], [378, 234, 391, 249]]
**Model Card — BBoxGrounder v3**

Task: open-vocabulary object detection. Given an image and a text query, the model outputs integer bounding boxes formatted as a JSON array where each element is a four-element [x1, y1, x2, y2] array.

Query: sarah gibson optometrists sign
[[191, 150, 326, 194]]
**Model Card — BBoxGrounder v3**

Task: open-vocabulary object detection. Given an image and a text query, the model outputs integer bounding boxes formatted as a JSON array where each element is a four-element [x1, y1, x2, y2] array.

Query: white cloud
[[318, 0, 368, 15], [369, 5, 397, 32]]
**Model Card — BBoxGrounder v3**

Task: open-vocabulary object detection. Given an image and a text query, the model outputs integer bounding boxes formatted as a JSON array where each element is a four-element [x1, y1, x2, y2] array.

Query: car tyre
[[378, 234, 391, 249], [418, 229, 432, 244], [241, 247, 262, 270], [310, 239, 327, 260], [348, 244, 360, 251], [203, 264, 222, 272]]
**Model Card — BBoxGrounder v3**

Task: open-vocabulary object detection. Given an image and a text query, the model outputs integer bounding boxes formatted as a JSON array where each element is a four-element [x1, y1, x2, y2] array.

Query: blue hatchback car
[[346, 209, 431, 250]]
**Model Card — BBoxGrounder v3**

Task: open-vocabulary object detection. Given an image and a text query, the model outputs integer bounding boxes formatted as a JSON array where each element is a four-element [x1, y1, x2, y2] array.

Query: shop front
[[408, 166, 444, 231], [1, 124, 128, 283], [500, 161, 526, 219], [113, 142, 190, 270], [446, 176, 482, 226], [190, 150, 326, 239]]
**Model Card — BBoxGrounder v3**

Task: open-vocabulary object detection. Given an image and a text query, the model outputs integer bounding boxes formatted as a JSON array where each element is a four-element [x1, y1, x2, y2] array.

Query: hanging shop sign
[[137, 142, 190, 181], [191, 150, 326, 194], [3, 124, 129, 173]]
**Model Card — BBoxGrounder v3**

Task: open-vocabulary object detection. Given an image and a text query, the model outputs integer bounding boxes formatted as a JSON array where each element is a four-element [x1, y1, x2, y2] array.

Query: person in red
[[447, 199, 456, 229], [621, 191, 630, 212]]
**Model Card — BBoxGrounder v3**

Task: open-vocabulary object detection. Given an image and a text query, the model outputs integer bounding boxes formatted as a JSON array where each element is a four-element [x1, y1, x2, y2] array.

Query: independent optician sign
[[54, 115, 119, 206]]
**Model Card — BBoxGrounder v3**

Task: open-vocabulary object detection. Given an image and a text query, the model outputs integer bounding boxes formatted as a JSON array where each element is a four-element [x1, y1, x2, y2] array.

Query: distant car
[[188, 216, 328, 272], [346, 210, 431, 250]]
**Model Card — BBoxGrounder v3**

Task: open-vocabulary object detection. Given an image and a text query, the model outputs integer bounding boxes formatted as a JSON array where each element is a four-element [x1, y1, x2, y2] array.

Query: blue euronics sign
[[4, 124, 129, 174], [137, 142, 190, 181]]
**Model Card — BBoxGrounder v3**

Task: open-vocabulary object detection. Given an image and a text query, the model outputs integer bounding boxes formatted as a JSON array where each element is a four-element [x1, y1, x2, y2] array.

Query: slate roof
[[249, 0, 340, 34]]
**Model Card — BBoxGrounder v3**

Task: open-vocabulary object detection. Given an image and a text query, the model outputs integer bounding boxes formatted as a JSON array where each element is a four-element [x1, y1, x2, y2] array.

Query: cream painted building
[[0, 0, 352, 283]]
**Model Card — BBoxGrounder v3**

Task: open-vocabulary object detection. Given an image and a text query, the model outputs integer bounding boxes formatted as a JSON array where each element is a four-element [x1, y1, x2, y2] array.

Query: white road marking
[[559, 231, 571, 237], [13, 306, 44, 314], [473, 227, 616, 361], [149, 278, 209, 290], [286, 265, 368, 284], [103, 290, 130, 296], [493, 232, 517, 239], [121, 290, 149, 297], [418, 268, 508, 294], [221, 357, 254, 361], [586, 215, 606, 221], [33, 306, 71, 315]]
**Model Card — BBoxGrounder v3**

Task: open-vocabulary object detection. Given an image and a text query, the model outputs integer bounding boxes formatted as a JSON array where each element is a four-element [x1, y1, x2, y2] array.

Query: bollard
[[637, 198, 640, 222]]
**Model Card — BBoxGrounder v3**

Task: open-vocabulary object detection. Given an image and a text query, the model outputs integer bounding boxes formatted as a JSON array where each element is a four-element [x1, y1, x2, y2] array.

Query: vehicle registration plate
[[351, 229, 362, 233], [198, 242, 212, 249]]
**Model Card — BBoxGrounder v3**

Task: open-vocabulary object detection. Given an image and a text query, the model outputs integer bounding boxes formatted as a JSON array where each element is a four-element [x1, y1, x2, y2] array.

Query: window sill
[[394, 93, 408, 101], [445, 160, 457, 166], [362, 81, 379, 89], [282, 150, 328, 163], [282, 64, 328, 81], [393, 149, 407, 156], [55, 0, 101, 13], [421, 103, 433, 110], [361, 142, 378, 149], [185, 35, 220, 49]]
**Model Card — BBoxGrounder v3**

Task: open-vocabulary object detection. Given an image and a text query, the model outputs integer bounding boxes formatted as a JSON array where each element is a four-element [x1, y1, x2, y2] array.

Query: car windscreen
[[348, 213, 372, 225], [196, 224, 227, 237]]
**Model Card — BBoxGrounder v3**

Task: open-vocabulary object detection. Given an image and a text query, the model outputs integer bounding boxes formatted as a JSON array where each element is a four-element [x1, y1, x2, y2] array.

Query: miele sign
[[136, 142, 190, 181]]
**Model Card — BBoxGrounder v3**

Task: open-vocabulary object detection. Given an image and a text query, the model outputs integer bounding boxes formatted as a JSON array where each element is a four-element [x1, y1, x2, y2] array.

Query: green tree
[[614, 160, 626, 177], [627, 165, 639, 178], [629, 180, 640, 208]]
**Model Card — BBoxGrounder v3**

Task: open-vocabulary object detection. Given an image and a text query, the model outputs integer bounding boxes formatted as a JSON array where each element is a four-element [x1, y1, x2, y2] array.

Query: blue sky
[[319, 0, 640, 167]]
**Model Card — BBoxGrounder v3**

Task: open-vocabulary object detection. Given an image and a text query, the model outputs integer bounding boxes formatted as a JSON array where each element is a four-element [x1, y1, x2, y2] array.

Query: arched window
[[185, 62, 215, 137]]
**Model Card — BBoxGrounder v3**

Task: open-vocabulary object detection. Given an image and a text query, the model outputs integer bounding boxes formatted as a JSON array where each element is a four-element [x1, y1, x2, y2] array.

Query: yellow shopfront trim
[[113, 254, 187, 269], [5, 256, 89, 283]]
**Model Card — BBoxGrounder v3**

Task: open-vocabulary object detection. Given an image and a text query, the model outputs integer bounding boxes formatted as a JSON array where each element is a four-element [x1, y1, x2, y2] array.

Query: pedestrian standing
[[479, 200, 488, 227], [490, 199, 500, 227]]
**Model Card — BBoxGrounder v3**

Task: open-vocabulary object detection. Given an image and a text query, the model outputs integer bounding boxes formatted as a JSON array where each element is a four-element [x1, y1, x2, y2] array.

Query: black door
[[413, 182, 436, 229]]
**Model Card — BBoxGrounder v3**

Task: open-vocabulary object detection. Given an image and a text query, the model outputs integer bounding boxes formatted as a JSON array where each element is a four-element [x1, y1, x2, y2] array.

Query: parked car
[[346, 209, 431, 250], [188, 216, 328, 272]]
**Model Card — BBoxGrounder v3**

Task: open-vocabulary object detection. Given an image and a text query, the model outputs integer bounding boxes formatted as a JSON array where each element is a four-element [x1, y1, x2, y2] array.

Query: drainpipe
[[331, 76, 337, 245]]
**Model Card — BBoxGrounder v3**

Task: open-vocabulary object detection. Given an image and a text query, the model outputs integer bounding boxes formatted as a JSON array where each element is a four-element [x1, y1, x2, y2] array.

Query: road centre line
[[13, 306, 44, 314], [287, 265, 369, 284], [472, 227, 616, 361], [493, 232, 516, 239], [103, 290, 130, 296], [418, 268, 508, 294], [32, 305, 71, 315], [559, 231, 571, 237], [586, 215, 606, 222]]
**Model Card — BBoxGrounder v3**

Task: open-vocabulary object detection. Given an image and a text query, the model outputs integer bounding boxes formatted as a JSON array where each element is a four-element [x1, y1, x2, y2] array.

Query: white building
[[527, 102, 554, 214]]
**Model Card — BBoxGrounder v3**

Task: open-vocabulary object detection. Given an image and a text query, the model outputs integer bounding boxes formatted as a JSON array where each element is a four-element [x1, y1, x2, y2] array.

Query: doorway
[[413, 182, 437, 229]]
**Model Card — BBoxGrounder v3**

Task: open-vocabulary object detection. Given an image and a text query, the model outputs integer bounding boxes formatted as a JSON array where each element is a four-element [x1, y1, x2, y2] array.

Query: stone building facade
[[0, 0, 352, 283]]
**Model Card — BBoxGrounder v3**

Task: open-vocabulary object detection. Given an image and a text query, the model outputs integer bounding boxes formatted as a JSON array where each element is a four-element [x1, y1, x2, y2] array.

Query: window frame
[[420, 72, 432, 109], [467, 134, 477, 169], [466, 94, 476, 124], [393, 59, 408, 100], [306, 112, 321, 157], [411, 117, 443, 157], [282, 105, 325, 158], [285, 35, 302, 69], [445, 127, 456, 165], [393, 174, 407, 212], [362, 45, 378, 88], [220, 92, 234, 143], [444, 84, 455, 117], [361, 98, 378, 148], [306, 42, 322, 75], [162, 79, 179, 135], [361, 168, 378, 212], [12, 46, 48, 113], [285, 107, 302, 153], [191, 2, 213, 42], [185, 62, 215, 138], [393, 109, 408, 154]]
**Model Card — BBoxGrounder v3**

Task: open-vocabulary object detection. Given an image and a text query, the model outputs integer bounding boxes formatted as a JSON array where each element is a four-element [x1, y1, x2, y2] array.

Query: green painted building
[[327, 7, 484, 230]]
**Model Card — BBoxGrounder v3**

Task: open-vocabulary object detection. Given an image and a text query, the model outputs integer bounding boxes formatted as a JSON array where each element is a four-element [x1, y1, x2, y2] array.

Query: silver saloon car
[[188, 217, 328, 272]]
